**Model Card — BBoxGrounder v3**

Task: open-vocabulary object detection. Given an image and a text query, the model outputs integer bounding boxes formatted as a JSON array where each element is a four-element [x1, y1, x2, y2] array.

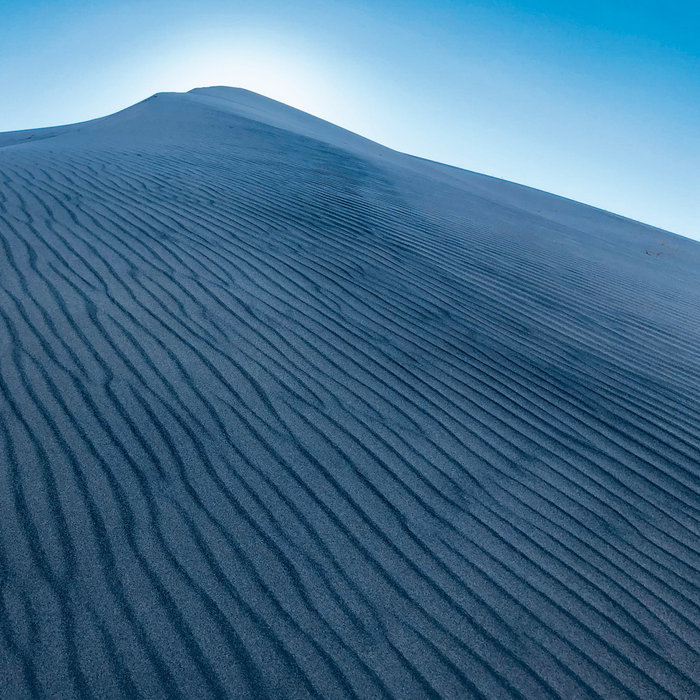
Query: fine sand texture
[[0, 87, 699, 698]]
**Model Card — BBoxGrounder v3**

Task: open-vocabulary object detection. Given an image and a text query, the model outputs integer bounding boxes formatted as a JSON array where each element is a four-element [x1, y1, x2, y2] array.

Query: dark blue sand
[[0, 88, 699, 698]]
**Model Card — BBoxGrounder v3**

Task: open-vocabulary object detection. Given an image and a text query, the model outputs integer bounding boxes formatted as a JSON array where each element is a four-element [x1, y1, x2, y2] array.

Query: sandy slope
[[0, 87, 698, 698]]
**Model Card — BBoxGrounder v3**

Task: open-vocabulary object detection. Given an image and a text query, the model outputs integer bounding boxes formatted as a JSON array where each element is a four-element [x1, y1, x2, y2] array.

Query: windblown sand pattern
[[0, 88, 699, 698]]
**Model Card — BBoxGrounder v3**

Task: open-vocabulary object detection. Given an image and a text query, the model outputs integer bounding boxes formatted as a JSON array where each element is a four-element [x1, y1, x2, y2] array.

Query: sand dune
[[0, 87, 699, 698]]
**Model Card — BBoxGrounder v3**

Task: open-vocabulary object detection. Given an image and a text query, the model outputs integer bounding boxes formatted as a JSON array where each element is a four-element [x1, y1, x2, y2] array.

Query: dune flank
[[0, 87, 699, 698]]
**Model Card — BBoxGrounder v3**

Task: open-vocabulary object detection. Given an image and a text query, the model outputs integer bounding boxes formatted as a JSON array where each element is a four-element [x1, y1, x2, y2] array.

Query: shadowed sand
[[0, 87, 699, 698]]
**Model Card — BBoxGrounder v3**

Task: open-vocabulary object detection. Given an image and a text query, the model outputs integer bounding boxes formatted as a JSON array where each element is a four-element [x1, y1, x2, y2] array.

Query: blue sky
[[1, 0, 698, 240]]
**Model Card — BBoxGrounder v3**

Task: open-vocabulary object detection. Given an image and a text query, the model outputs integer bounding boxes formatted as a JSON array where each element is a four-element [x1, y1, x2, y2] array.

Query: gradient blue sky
[[2, 0, 698, 239]]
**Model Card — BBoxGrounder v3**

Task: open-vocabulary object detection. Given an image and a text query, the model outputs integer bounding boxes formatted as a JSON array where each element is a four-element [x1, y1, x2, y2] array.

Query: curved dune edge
[[0, 87, 698, 698]]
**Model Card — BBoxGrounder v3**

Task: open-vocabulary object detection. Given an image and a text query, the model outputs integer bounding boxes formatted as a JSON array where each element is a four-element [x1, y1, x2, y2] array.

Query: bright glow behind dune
[[150, 32, 344, 118]]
